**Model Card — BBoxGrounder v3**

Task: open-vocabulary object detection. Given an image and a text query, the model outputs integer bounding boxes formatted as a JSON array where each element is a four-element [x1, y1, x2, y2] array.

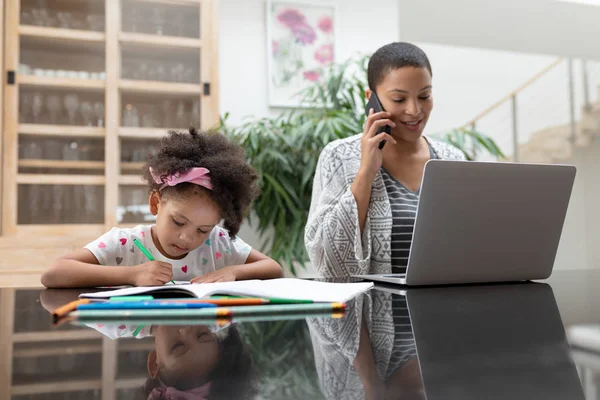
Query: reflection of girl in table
[[82, 321, 258, 400], [144, 324, 258, 400]]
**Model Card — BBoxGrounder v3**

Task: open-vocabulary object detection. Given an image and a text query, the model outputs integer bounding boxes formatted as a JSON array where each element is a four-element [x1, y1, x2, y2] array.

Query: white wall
[[399, 0, 600, 61], [554, 139, 600, 270], [218, 0, 400, 126]]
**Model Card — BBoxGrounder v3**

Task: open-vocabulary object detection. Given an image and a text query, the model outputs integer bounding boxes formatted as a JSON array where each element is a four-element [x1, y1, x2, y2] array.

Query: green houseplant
[[220, 56, 504, 274]]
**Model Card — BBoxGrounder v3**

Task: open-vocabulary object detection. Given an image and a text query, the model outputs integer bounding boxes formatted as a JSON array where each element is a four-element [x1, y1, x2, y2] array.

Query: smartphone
[[365, 92, 390, 149]]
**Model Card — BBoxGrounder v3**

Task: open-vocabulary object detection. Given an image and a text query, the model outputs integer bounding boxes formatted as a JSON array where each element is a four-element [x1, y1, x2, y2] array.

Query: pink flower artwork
[[269, 3, 336, 107], [317, 16, 333, 33], [291, 22, 316, 45], [303, 70, 320, 81], [277, 8, 306, 29], [314, 44, 334, 65]]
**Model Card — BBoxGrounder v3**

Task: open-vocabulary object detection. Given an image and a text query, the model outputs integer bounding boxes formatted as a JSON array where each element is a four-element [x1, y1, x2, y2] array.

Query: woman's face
[[148, 325, 220, 388], [370, 66, 433, 143]]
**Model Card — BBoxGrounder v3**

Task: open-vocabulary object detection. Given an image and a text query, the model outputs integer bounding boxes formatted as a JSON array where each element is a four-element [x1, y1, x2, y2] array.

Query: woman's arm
[[305, 146, 373, 276]]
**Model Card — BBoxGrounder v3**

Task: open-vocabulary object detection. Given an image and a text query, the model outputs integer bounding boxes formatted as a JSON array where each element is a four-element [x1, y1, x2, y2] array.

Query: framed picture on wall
[[266, 0, 337, 108]]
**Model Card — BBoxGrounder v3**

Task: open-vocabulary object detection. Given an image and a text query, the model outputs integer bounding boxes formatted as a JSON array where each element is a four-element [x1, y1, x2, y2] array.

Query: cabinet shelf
[[19, 25, 106, 44], [12, 378, 101, 395], [16, 174, 105, 185], [18, 159, 105, 170], [120, 31, 202, 49], [13, 329, 102, 343], [119, 175, 145, 185], [133, 0, 201, 5], [120, 79, 202, 95], [19, 74, 105, 91], [19, 124, 106, 137], [119, 127, 172, 139]]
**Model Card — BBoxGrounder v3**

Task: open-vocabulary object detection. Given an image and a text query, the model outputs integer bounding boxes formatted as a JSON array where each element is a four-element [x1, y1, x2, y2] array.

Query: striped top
[[381, 144, 438, 274], [387, 293, 417, 377]]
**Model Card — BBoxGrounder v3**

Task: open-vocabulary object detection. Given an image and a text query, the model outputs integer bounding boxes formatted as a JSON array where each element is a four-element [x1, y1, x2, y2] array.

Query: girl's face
[[148, 325, 220, 388], [368, 66, 433, 143], [149, 191, 221, 259]]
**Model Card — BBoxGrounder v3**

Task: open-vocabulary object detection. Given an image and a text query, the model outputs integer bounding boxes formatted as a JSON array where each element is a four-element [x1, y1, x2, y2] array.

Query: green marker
[[133, 238, 175, 284]]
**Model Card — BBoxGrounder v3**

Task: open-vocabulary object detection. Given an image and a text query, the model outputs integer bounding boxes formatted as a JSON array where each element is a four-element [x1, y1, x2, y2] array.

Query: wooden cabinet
[[1, 0, 219, 249]]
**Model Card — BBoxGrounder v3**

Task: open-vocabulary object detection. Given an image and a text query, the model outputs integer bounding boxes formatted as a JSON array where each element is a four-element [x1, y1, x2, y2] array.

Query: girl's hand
[[360, 109, 397, 178], [191, 267, 237, 284], [131, 261, 173, 286]]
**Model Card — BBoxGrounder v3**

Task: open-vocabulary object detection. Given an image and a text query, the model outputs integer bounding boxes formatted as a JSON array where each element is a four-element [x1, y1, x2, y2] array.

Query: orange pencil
[[52, 299, 91, 321]]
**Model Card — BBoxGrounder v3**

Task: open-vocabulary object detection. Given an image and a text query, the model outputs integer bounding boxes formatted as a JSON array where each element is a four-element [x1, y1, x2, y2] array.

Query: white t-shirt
[[84, 224, 252, 281]]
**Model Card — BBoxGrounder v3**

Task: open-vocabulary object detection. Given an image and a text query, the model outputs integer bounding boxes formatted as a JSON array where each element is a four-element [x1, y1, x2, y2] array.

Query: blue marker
[[77, 301, 217, 310]]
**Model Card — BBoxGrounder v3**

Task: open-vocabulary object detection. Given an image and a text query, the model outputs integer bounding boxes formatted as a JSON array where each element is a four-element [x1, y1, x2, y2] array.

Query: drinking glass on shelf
[[171, 63, 185, 83], [80, 101, 94, 126], [152, 7, 165, 36], [182, 65, 195, 83], [56, 11, 72, 29], [161, 100, 174, 127], [45, 94, 62, 125], [28, 185, 43, 224], [191, 99, 200, 128], [146, 63, 158, 82], [175, 101, 187, 128], [21, 10, 34, 25], [62, 141, 79, 161], [44, 138, 62, 160], [18, 63, 32, 75], [19, 92, 33, 123], [94, 102, 105, 127], [64, 94, 79, 125], [51, 185, 64, 223], [155, 63, 167, 82], [23, 141, 43, 160], [86, 15, 105, 31], [83, 186, 99, 221], [123, 104, 139, 127], [32, 92, 43, 123]]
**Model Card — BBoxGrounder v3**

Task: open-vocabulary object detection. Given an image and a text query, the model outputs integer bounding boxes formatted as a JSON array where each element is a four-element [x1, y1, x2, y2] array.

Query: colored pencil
[[77, 301, 217, 310], [133, 238, 175, 284], [70, 302, 346, 319]]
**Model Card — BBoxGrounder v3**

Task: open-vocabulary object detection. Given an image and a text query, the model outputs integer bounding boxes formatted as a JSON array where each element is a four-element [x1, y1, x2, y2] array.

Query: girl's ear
[[147, 350, 160, 379], [149, 191, 161, 216]]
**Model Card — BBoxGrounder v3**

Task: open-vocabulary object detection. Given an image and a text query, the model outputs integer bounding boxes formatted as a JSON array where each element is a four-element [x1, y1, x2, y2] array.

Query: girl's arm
[[232, 249, 282, 280], [191, 249, 282, 283], [41, 248, 173, 288]]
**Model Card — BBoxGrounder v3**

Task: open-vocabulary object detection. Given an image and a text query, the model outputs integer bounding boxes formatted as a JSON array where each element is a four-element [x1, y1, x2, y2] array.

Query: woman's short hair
[[367, 42, 432, 90]]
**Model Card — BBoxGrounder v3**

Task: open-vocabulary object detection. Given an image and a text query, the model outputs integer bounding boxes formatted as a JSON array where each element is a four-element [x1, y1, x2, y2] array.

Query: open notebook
[[80, 278, 373, 303]]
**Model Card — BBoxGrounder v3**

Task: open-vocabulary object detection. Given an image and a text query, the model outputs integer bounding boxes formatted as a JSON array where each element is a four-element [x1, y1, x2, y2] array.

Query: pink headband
[[148, 381, 212, 400], [150, 167, 213, 191]]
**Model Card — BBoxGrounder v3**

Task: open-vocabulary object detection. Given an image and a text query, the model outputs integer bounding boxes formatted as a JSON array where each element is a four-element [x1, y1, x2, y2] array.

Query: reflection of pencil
[[71, 302, 346, 319]]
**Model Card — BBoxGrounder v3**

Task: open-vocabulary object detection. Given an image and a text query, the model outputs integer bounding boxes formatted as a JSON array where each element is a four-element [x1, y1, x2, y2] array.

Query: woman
[[305, 42, 465, 276]]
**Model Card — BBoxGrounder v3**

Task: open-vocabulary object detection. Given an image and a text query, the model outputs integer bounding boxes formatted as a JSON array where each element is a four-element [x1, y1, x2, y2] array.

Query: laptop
[[354, 160, 576, 285], [377, 282, 585, 400]]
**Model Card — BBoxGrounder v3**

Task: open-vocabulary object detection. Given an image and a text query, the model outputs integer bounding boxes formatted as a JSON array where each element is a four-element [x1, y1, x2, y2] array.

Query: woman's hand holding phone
[[359, 109, 397, 179]]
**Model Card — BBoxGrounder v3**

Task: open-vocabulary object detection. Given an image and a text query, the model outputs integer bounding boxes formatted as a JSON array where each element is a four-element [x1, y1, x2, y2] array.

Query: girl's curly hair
[[143, 128, 259, 238]]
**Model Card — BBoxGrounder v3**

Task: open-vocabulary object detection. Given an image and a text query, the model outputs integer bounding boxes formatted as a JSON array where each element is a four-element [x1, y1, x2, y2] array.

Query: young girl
[[42, 128, 282, 288]]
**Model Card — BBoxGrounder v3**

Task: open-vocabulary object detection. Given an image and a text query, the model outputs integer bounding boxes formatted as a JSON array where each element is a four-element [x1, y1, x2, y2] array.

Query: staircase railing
[[459, 57, 600, 161]]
